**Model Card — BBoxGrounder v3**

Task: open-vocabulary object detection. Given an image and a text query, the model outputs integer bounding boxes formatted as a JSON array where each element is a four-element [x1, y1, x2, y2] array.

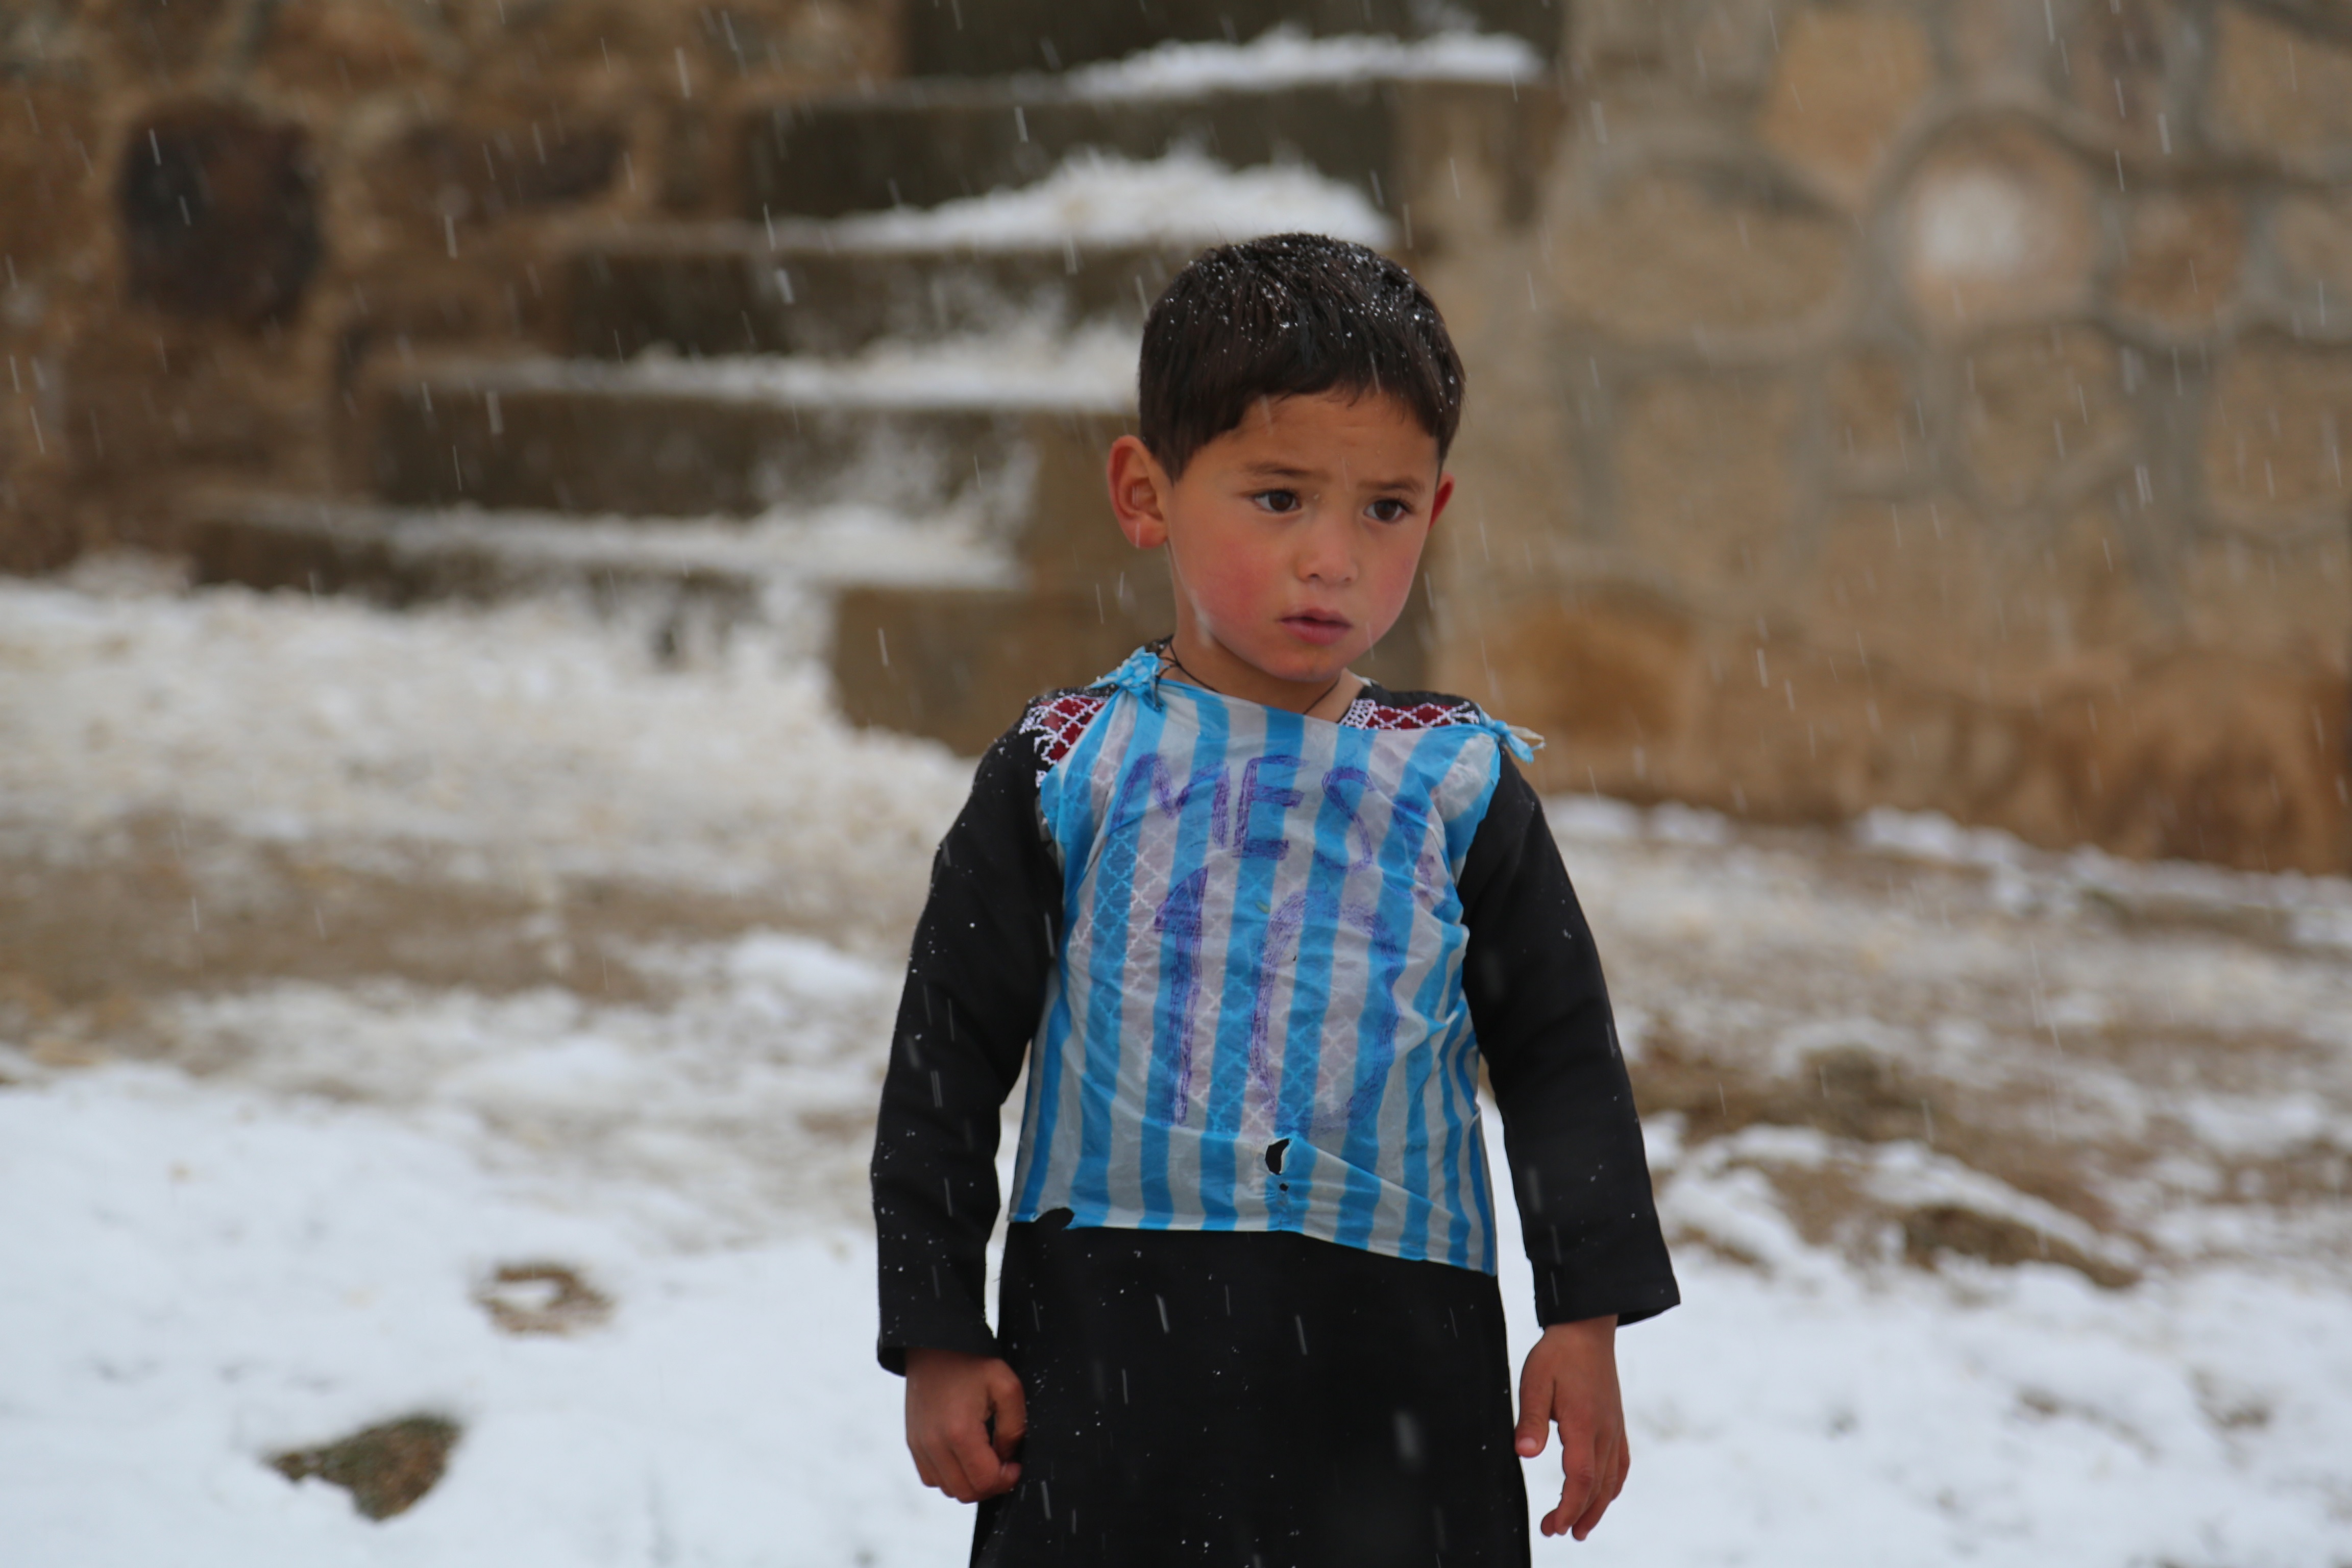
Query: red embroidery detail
[[1339, 697, 1485, 732], [1020, 690, 1110, 775], [1023, 690, 1481, 779]]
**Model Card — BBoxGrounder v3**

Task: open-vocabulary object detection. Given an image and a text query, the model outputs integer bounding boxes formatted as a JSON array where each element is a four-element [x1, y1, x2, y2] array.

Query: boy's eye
[[1252, 489, 1302, 513], [1366, 497, 1412, 523]]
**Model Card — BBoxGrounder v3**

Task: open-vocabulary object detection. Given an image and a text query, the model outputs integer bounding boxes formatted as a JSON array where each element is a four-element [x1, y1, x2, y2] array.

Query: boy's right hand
[[903, 1347, 1027, 1503]]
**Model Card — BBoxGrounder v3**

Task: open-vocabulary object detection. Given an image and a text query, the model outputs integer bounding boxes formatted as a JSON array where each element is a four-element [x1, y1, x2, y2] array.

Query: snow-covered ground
[[824, 149, 1394, 252], [0, 569, 966, 909], [4, 568, 2349, 1565]]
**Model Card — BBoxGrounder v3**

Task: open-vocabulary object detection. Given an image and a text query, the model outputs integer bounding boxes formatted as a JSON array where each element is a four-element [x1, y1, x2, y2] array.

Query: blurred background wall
[[3, 0, 2346, 875], [1437, 0, 2352, 876], [0, 0, 899, 560]]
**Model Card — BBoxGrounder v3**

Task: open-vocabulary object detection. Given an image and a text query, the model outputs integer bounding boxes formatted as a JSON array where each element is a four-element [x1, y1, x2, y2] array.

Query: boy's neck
[[1160, 631, 1363, 720]]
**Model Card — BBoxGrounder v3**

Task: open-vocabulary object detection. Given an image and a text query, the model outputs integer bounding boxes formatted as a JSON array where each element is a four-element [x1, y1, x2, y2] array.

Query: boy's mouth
[[1281, 612, 1352, 646]]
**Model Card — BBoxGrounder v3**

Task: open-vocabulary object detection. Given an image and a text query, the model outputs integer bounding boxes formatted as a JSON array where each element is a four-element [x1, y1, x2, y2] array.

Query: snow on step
[[365, 327, 1134, 519], [440, 321, 1137, 411], [562, 151, 1392, 361], [816, 148, 1391, 250], [903, 0, 1556, 78], [189, 494, 1015, 617], [747, 30, 1556, 220], [1057, 26, 1542, 95]]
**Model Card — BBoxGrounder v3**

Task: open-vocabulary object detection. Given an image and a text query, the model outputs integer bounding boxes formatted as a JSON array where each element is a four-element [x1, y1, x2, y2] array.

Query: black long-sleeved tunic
[[871, 679, 1678, 1377]]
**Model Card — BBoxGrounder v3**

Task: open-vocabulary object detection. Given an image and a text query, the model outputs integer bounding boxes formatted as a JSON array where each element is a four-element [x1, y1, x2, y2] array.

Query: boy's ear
[[1430, 472, 1455, 528], [1106, 435, 1171, 551]]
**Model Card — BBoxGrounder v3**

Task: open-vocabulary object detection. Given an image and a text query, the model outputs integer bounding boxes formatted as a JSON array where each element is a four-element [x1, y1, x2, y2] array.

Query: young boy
[[871, 234, 1677, 1565]]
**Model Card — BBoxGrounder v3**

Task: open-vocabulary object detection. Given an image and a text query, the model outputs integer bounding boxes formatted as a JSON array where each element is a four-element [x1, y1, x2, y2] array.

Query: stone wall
[[0, 0, 897, 572], [8, 0, 2345, 875], [1431, 0, 2352, 872]]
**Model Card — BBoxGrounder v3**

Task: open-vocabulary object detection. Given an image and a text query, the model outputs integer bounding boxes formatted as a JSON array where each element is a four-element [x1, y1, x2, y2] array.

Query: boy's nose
[[1296, 514, 1358, 585]]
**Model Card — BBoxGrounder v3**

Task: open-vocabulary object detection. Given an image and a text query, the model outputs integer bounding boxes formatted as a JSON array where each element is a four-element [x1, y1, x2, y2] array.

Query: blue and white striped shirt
[[1007, 647, 1536, 1275]]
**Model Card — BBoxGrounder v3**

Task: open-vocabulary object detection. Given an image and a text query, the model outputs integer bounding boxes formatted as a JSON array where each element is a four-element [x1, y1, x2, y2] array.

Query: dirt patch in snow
[[270, 1415, 462, 1522], [475, 1262, 614, 1337], [0, 809, 893, 1033], [1632, 1025, 2117, 1235]]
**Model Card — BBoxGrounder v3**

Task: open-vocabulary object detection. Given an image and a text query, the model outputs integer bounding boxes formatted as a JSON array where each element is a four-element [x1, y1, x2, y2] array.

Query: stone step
[[184, 492, 1430, 753], [834, 573, 1434, 753], [553, 223, 1191, 361], [833, 581, 1174, 754], [183, 492, 1015, 611], [742, 71, 1557, 231], [355, 352, 1140, 591], [190, 467, 1432, 760], [899, 2, 1561, 78]]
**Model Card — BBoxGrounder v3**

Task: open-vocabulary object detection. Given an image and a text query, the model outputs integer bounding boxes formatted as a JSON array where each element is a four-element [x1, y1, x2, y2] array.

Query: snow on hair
[[1137, 233, 1465, 478]]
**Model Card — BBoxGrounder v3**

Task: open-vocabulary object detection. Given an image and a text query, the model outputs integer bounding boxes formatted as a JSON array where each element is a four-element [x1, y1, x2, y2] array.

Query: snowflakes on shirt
[[1018, 688, 1114, 781]]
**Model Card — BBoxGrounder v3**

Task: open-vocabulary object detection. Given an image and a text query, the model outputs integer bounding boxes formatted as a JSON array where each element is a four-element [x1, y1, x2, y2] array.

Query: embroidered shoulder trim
[[1338, 695, 1489, 732], [1018, 688, 1113, 781], [1022, 685, 1497, 779]]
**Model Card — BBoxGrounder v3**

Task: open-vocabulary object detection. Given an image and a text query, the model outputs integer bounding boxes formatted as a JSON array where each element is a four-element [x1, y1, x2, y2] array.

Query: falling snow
[[3, 568, 2347, 1565]]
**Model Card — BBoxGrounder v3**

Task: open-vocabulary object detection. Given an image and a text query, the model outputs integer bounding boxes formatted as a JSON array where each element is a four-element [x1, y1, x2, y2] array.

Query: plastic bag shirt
[[1009, 645, 1535, 1273]]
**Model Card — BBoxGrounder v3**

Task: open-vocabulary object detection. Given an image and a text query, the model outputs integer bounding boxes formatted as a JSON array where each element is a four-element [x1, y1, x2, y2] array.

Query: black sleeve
[[1459, 753, 1679, 1329], [869, 724, 1064, 1374]]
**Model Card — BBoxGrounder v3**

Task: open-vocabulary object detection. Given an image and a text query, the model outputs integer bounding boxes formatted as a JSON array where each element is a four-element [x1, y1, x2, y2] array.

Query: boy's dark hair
[[1137, 234, 1465, 479]]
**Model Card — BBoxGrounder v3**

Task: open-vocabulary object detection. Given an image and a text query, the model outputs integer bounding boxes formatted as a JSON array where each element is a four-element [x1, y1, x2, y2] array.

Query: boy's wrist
[[879, 1324, 1001, 1377], [904, 1345, 995, 1375], [1542, 1314, 1618, 1335]]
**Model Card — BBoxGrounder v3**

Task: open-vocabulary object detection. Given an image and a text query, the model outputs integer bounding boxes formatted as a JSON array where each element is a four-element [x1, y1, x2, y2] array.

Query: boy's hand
[[1513, 1315, 1626, 1541], [903, 1347, 1026, 1503]]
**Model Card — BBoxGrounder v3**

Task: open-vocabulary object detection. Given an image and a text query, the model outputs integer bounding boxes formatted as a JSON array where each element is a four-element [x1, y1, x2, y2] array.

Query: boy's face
[[1107, 390, 1453, 711]]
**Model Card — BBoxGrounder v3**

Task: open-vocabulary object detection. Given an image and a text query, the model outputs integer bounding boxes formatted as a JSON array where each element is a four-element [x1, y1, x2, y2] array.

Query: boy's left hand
[[1513, 1315, 1626, 1541]]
